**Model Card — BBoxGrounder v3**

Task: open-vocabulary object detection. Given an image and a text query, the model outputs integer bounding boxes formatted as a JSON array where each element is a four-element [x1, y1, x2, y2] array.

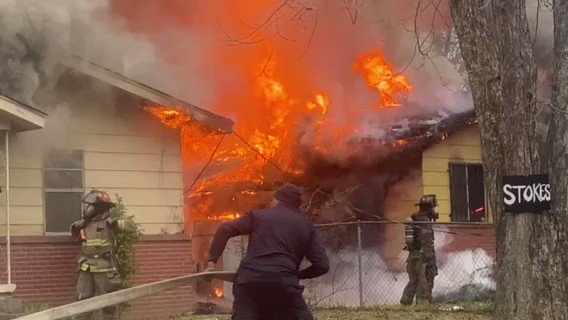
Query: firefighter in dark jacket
[[205, 183, 330, 320], [71, 191, 137, 320], [400, 194, 439, 305]]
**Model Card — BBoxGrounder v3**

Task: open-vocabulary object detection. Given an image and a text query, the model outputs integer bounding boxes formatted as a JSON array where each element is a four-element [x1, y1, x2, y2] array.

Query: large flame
[[353, 51, 413, 108], [145, 49, 413, 221], [128, 1, 416, 222]]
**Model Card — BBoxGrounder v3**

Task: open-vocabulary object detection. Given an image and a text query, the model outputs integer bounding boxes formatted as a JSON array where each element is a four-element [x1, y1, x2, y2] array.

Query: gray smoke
[[0, 0, 67, 105], [301, 228, 495, 307], [220, 230, 495, 307], [0, 0, 186, 110]]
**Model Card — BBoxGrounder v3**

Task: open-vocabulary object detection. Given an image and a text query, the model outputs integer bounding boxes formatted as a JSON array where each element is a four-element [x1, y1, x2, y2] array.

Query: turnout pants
[[232, 281, 313, 320], [76, 270, 123, 320], [400, 254, 436, 305]]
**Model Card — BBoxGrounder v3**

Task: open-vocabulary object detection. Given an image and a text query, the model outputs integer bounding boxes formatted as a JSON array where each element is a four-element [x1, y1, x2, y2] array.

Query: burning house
[[0, 0, 503, 317]]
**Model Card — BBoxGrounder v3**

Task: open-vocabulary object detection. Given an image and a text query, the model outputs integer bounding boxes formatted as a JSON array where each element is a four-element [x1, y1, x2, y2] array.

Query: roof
[[390, 109, 477, 141], [57, 54, 234, 133], [0, 94, 47, 132], [303, 109, 478, 177]]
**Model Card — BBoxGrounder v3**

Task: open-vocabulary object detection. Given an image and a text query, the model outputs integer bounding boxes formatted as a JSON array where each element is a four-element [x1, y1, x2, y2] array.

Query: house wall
[[0, 235, 197, 319], [0, 98, 199, 318], [421, 125, 491, 222], [382, 170, 423, 270], [0, 102, 184, 235]]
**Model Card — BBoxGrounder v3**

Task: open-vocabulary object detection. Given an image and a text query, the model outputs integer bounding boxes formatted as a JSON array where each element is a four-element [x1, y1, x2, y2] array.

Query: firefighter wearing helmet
[[71, 190, 137, 320], [400, 194, 439, 305]]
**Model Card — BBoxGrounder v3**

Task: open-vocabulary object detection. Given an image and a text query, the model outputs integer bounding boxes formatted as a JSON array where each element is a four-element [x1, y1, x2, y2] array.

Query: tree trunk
[[449, 1, 568, 319]]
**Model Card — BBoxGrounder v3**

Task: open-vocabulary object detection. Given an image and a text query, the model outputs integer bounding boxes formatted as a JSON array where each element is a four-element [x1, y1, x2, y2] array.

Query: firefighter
[[400, 194, 439, 305], [71, 190, 137, 320], [205, 183, 329, 320]]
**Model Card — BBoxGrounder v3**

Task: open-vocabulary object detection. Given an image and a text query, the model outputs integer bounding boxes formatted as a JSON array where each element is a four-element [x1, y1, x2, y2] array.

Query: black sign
[[503, 174, 550, 213]]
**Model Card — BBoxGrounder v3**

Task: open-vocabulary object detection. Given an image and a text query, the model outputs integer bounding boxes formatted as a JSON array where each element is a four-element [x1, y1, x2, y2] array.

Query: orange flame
[[206, 212, 241, 221], [144, 50, 412, 222], [393, 139, 408, 147], [144, 106, 191, 128], [214, 288, 224, 298], [307, 94, 329, 115], [353, 52, 413, 108]]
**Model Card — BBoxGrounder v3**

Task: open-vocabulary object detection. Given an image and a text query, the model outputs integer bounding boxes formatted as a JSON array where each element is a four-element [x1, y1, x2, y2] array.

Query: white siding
[[84, 171, 183, 189], [0, 105, 184, 235], [84, 153, 181, 173]]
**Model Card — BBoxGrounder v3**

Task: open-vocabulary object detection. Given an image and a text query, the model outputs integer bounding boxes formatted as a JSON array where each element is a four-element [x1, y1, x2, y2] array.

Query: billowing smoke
[[0, 0, 67, 105], [108, 0, 470, 156], [0, 1, 476, 169], [221, 229, 495, 306], [301, 228, 496, 307], [0, 0, 182, 110]]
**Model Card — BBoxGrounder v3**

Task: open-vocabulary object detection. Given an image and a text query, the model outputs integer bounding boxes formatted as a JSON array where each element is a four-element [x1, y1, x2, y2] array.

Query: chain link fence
[[219, 221, 496, 307]]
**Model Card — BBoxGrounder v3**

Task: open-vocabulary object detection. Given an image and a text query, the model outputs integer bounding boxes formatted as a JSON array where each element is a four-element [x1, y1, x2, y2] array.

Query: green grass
[[178, 303, 493, 320]]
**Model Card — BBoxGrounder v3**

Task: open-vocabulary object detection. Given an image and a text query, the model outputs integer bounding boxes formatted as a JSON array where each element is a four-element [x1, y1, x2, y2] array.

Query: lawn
[[179, 303, 492, 320]]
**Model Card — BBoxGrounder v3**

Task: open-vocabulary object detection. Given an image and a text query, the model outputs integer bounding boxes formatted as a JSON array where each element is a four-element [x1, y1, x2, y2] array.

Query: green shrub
[[110, 194, 143, 287]]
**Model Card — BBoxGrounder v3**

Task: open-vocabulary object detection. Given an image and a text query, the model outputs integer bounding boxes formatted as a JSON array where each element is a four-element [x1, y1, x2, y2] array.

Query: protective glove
[[70, 220, 86, 239]]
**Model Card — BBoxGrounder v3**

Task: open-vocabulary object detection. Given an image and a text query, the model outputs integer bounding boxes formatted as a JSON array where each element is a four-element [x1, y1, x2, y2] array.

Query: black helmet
[[82, 190, 115, 219], [415, 194, 437, 207], [82, 190, 115, 208]]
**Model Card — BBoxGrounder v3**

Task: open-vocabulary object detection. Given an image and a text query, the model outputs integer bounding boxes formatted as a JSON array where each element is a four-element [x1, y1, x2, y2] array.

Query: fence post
[[357, 221, 363, 307]]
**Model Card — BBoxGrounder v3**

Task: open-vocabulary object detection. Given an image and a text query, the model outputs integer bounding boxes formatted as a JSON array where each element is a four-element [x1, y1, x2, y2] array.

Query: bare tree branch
[[299, 9, 319, 58], [256, 48, 275, 79]]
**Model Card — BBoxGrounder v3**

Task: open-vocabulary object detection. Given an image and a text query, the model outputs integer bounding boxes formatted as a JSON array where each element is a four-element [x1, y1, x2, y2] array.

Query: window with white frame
[[43, 150, 84, 233]]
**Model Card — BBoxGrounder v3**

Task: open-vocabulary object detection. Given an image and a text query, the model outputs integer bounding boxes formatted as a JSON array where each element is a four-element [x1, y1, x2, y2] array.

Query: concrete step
[[0, 299, 22, 314], [0, 313, 23, 320]]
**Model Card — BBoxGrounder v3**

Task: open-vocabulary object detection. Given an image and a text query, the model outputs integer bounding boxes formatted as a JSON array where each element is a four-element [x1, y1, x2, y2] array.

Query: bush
[[109, 194, 143, 317], [110, 194, 143, 288]]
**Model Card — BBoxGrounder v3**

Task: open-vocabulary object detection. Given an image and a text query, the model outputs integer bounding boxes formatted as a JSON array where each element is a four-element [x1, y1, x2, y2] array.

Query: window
[[449, 163, 486, 222], [44, 150, 84, 233]]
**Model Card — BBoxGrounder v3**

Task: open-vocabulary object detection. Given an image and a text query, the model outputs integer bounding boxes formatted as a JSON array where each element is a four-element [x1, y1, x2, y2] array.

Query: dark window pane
[[45, 192, 83, 233], [449, 164, 468, 222], [467, 165, 485, 222], [44, 170, 83, 189], [44, 150, 83, 169], [450, 164, 486, 222]]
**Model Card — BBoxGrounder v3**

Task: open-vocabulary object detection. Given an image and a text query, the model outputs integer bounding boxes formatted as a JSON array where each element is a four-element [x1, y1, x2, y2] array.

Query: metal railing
[[221, 221, 496, 307]]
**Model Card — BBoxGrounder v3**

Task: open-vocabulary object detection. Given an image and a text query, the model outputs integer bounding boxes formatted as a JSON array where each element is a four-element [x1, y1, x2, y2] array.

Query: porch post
[[5, 130, 10, 284]]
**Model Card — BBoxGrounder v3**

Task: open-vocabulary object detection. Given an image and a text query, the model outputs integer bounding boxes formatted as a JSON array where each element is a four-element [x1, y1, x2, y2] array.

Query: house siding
[[421, 125, 491, 222], [382, 170, 423, 269], [0, 104, 184, 235]]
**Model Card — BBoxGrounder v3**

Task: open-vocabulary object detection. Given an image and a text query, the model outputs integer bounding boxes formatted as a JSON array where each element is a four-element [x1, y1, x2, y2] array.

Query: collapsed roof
[[303, 108, 478, 176]]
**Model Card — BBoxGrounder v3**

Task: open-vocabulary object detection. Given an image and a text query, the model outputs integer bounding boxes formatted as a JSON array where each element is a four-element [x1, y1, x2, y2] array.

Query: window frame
[[448, 162, 488, 223], [43, 150, 85, 235]]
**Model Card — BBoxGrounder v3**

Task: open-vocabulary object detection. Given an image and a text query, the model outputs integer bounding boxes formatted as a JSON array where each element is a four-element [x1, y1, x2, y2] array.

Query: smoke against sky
[[111, 0, 468, 113], [0, 0, 184, 109], [0, 0, 554, 118]]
